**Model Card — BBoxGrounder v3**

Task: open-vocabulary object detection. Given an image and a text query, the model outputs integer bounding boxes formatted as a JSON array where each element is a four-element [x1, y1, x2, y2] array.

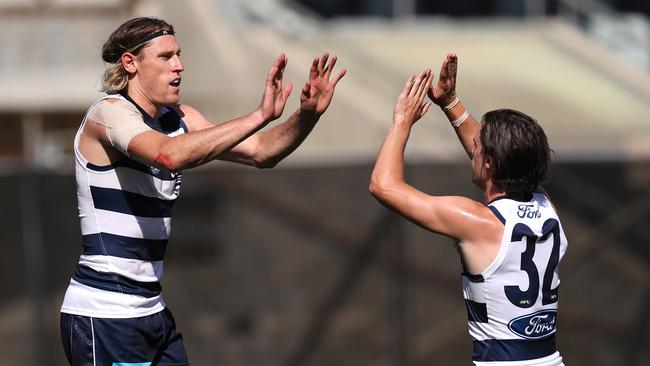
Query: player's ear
[[121, 52, 137, 74], [483, 155, 493, 172]]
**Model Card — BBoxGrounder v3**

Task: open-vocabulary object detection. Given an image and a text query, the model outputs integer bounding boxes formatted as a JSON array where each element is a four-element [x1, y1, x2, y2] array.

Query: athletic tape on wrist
[[451, 110, 469, 128], [444, 97, 459, 111]]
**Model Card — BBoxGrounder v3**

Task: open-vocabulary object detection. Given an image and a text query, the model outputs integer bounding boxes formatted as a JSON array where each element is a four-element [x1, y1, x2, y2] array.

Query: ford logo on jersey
[[508, 310, 557, 339]]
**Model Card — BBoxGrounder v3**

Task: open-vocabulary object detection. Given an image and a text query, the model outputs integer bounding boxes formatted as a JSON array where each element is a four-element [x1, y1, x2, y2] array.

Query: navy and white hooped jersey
[[61, 94, 187, 318], [463, 192, 568, 365]]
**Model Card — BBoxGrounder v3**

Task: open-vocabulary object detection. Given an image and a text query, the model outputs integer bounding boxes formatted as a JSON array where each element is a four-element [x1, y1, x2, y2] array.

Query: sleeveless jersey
[[463, 192, 568, 365], [61, 94, 187, 318]]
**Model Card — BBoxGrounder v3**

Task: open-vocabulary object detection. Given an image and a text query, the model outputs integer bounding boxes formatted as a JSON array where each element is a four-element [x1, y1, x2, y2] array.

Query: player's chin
[[165, 92, 181, 105]]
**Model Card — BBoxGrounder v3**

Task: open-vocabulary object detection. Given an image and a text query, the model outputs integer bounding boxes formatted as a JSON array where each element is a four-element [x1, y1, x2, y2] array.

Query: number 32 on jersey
[[505, 218, 561, 308]]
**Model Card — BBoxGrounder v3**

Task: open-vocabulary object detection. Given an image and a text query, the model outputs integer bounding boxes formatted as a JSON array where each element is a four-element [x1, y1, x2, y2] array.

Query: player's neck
[[125, 86, 161, 120], [483, 180, 506, 203]]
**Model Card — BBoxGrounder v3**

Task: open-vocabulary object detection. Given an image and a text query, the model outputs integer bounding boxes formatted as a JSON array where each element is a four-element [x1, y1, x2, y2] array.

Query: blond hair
[[100, 17, 175, 94]]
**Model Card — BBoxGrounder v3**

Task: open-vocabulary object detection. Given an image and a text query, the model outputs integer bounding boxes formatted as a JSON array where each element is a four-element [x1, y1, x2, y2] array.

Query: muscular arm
[[446, 101, 481, 159], [128, 53, 294, 171], [127, 109, 269, 171], [211, 53, 346, 168], [180, 104, 319, 168], [232, 108, 320, 168], [428, 53, 481, 159], [370, 70, 502, 272], [369, 71, 486, 239], [370, 121, 480, 239]]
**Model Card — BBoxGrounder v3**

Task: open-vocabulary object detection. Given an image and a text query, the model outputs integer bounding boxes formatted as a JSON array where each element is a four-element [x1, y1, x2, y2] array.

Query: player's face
[[133, 35, 184, 108], [471, 129, 488, 189]]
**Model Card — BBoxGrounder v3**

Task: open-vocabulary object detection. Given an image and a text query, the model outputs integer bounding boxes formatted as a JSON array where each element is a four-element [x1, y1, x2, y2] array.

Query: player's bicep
[[375, 183, 482, 240], [126, 130, 173, 168]]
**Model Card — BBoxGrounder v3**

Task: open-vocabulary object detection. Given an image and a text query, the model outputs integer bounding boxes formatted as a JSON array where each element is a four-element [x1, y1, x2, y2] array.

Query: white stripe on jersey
[[79, 255, 163, 282], [81, 209, 171, 239], [61, 279, 165, 319], [82, 164, 180, 200], [474, 351, 564, 366]]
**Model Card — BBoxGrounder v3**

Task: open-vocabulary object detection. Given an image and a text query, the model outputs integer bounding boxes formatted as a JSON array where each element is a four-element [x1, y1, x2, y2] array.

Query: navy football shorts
[[60, 307, 189, 366]]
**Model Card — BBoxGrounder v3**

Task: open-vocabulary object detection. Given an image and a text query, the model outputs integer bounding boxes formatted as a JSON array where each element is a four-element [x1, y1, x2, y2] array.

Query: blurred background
[[1, 0, 649, 365]]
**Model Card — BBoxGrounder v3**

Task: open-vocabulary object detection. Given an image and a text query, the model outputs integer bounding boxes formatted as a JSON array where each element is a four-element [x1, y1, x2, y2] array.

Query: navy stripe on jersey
[[82, 233, 167, 261], [90, 186, 174, 218], [465, 299, 489, 323], [85, 156, 178, 181], [114, 158, 180, 181], [473, 336, 556, 362], [462, 271, 485, 283], [461, 260, 485, 283], [73, 264, 162, 298], [86, 160, 123, 172], [159, 107, 189, 133], [488, 206, 506, 224]]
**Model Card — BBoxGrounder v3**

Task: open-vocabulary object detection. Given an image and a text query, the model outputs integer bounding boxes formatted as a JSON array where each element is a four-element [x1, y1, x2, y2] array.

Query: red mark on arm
[[154, 154, 174, 170]]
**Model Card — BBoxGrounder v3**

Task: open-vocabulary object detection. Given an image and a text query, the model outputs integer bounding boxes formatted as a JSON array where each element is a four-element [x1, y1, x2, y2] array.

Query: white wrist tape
[[444, 97, 459, 111], [451, 110, 469, 128]]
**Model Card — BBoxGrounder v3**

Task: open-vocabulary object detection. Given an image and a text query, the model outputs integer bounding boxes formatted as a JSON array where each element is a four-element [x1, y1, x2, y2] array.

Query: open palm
[[259, 53, 293, 123], [394, 70, 433, 126], [300, 53, 346, 118]]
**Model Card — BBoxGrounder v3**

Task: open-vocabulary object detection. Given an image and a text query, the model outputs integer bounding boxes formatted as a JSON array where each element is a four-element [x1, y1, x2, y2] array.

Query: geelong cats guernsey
[[61, 94, 187, 318], [463, 192, 568, 365]]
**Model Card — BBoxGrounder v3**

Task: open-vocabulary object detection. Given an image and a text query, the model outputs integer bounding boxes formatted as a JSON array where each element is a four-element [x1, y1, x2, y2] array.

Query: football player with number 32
[[370, 54, 567, 365]]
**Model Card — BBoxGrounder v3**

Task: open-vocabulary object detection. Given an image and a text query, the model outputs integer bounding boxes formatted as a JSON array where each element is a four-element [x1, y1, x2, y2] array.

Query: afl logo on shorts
[[508, 310, 557, 339]]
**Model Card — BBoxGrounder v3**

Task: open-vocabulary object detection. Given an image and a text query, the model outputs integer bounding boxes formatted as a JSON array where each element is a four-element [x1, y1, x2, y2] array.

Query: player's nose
[[172, 55, 184, 72]]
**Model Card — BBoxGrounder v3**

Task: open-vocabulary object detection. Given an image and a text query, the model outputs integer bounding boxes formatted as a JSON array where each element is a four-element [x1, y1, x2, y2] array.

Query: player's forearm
[[253, 108, 320, 168], [156, 111, 268, 171], [443, 99, 480, 159], [370, 122, 411, 199]]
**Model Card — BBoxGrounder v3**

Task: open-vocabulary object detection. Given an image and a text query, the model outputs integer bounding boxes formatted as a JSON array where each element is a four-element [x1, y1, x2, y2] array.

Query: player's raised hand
[[428, 53, 458, 107], [259, 53, 293, 123], [393, 69, 433, 126], [299, 52, 346, 119]]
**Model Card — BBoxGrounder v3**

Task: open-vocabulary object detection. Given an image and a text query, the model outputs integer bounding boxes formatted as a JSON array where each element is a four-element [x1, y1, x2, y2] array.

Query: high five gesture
[[393, 69, 434, 126], [300, 52, 347, 119], [259, 53, 293, 123]]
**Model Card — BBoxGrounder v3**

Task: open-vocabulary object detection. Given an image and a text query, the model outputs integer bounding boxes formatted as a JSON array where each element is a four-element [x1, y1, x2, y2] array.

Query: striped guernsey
[[61, 94, 186, 318]]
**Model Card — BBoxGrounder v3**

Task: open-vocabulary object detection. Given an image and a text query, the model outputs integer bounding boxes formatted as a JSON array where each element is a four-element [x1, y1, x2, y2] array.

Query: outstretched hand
[[300, 52, 347, 119], [428, 53, 458, 107], [393, 69, 433, 126], [259, 54, 293, 123]]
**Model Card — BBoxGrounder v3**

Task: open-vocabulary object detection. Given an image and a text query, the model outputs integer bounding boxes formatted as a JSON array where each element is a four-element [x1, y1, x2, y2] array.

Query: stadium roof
[[2, 0, 648, 164]]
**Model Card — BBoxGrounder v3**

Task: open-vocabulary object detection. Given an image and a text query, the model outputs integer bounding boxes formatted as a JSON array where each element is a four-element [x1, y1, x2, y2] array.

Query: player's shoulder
[[175, 103, 200, 117], [86, 95, 145, 133], [175, 104, 211, 131], [440, 195, 504, 231], [454, 196, 495, 215], [90, 95, 141, 116]]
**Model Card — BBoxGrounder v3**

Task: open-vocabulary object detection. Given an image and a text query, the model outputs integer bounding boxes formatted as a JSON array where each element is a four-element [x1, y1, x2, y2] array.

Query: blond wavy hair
[[100, 17, 175, 94]]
